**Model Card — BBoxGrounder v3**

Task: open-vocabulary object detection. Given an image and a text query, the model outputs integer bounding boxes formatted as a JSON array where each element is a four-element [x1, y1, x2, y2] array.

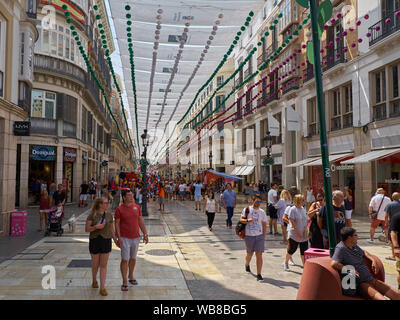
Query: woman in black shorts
[[85, 197, 119, 296]]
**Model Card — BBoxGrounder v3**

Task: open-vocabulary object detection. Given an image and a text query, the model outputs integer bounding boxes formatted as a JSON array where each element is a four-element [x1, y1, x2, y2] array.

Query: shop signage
[[64, 148, 77, 162], [385, 179, 400, 184], [331, 164, 354, 172], [13, 121, 30, 136], [32, 146, 55, 161]]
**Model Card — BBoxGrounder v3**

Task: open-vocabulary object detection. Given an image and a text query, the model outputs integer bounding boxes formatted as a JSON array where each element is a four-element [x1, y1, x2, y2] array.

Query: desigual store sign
[[64, 148, 77, 162], [32, 146, 56, 161]]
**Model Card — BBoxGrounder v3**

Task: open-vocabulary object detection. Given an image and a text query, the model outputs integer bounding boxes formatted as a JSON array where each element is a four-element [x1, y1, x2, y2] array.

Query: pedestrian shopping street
[[0, 198, 398, 300]]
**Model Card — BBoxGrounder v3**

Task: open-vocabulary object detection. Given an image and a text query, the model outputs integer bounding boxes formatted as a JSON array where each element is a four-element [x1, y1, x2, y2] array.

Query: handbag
[[236, 207, 250, 239], [371, 195, 385, 220]]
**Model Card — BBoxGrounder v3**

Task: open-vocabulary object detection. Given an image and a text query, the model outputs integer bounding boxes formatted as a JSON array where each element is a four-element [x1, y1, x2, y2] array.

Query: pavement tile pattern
[[0, 197, 398, 300]]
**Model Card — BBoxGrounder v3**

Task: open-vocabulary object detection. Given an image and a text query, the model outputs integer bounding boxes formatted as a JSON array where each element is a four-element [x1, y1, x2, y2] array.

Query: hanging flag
[[268, 112, 280, 136], [286, 105, 300, 131]]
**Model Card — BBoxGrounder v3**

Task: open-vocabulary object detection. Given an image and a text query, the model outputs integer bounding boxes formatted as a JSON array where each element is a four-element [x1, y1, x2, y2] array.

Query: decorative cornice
[[0, 98, 28, 119]]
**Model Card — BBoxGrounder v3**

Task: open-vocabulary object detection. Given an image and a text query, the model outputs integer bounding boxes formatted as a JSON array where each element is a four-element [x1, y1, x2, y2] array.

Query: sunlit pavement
[[0, 198, 398, 300]]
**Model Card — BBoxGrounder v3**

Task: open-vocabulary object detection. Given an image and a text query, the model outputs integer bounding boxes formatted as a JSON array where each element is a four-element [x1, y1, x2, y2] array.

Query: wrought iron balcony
[[322, 45, 346, 72], [281, 78, 299, 95], [369, 12, 400, 46]]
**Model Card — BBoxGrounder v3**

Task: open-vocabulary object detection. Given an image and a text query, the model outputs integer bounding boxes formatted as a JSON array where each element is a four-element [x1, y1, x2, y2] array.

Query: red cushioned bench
[[296, 255, 385, 300]]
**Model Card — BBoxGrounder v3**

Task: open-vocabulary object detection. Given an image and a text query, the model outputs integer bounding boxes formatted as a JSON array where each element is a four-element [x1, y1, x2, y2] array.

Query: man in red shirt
[[115, 189, 149, 292]]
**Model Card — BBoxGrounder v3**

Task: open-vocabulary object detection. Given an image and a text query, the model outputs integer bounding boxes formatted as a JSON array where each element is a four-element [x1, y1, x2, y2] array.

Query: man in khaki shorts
[[115, 189, 148, 292]]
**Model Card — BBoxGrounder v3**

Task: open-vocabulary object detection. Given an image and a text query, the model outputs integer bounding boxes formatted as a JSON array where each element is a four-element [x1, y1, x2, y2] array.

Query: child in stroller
[[45, 201, 64, 236]]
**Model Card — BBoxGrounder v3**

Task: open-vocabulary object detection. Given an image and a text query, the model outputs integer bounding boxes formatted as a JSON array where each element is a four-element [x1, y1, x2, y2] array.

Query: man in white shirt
[[240, 195, 267, 282], [267, 182, 279, 235], [368, 188, 391, 243]]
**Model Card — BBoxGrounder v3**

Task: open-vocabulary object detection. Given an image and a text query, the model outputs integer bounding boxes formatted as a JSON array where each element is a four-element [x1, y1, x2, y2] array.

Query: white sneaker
[[367, 239, 374, 243], [283, 263, 290, 272], [289, 258, 295, 266]]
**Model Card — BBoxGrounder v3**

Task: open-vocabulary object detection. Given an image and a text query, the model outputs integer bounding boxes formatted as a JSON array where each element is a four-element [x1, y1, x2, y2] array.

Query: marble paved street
[[0, 198, 398, 300]]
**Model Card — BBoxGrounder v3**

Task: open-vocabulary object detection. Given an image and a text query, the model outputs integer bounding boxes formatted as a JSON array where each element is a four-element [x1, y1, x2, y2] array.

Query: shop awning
[[286, 158, 319, 168], [207, 170, 243, 181], [341, 148, 400, 164], [304, 153, 354, 166], [231, 166, 244, 175], [241, 166, 255, 176]]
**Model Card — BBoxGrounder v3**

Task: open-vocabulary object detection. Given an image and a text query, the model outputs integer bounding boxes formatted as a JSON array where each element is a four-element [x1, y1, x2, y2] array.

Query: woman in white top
[[283, 194, 309, 271], [203, 190, 219, 231], [305, 185, 315, 210], [274, 189, 292, 244]]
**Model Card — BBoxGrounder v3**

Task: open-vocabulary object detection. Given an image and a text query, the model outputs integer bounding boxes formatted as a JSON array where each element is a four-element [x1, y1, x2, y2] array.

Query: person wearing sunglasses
[[240, 195, 267, 282]]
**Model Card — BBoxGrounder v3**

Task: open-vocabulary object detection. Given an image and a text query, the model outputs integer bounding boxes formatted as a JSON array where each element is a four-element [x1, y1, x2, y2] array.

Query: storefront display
[[63, 147, 76, 203], [29, 145, 56, 204], [377, 153, 400, 195]]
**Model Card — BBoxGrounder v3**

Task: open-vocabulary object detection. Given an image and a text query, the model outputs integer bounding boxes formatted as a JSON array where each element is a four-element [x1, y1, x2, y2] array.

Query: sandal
[[129, 279, 138, 285], [92, 280, 99, 288], [99, 288, 108, 296], [121, 285, 128, 291]]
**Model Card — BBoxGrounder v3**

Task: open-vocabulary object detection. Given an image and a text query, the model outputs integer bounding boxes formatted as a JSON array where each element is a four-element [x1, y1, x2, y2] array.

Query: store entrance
[[29, 160, 55, 205]]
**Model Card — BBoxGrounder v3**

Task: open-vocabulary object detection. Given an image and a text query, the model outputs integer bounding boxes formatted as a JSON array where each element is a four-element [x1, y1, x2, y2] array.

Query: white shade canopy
[[108, 0, 265, 158]]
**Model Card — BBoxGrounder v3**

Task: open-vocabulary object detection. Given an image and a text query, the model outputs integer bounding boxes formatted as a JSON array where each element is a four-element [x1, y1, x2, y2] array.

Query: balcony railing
[[322, 45, 346, 72], [257, 45, 274, 68], [369, 12, 400, 46], [30, 117, 57, 135], [34, 54, 85, 84], [282, 78, 299, 95]]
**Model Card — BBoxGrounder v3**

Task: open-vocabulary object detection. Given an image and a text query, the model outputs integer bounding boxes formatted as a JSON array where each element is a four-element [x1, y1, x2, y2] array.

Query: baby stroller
[[44, 205, 64, 237]]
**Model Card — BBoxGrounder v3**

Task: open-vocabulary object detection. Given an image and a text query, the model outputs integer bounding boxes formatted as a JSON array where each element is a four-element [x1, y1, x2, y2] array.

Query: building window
[[35, 20, 86, 70], [0, 71, 3, 98], [279, 0, 292, 31], [308, 98, 318, 136], [343, 84, 353, 128], [31, 89, 56, 119], [20, 33, 25, 75], [331, 89, 341, 131], [216, 95, 225, 111], [217, 75, 224, 86], [330, 83, 353, 131], [390, 63, 400, 117], [373, 68, 387, 120]]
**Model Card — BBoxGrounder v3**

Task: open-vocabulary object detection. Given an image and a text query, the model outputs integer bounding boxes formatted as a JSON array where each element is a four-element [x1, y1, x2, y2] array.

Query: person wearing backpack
[[240, 195, 267, 282]]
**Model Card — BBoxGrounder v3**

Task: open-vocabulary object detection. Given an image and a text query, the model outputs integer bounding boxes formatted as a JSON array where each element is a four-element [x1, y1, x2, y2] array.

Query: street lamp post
[[188, 160, 191, 181], [263, 131, 273, 191], [209, 151, 213, 170], [309, 0, 336, 255], [141, 129, 150, 217]]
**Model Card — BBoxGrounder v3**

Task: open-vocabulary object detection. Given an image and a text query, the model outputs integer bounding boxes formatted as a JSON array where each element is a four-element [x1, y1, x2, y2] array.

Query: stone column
[[0, 118, 17, 235], [56, 145, 63, 185], [19, 143, 30, 208], [73, 148, 82, 203]]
